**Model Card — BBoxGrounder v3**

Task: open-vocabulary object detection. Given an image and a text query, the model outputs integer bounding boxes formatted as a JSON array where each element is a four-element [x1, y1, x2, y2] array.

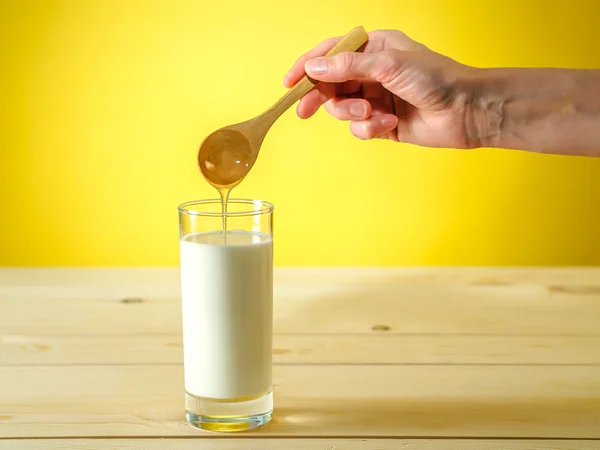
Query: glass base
[[185, 389, 273, 432]]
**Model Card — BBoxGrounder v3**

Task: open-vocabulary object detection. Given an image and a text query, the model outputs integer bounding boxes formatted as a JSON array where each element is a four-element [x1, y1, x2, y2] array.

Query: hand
[[284, 30, 479, 148]]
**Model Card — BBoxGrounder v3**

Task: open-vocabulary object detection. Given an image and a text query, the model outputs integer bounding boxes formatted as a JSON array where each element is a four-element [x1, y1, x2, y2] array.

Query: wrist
[[462, 68, 507, 150], [463, 67, 600, 155]]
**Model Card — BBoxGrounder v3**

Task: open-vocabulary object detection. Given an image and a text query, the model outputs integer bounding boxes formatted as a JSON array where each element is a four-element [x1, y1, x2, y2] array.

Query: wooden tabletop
[[1, 267, 599, 449]]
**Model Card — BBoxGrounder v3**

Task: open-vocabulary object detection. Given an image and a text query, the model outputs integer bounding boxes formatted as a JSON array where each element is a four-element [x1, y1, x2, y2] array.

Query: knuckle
[[368, 30, 384, 39], [373, 49, 403, 83], [335, 52, 355, 71], [390, 30, 410, 42], [383, 49, 402, 65], [387, 30, 427, 51]]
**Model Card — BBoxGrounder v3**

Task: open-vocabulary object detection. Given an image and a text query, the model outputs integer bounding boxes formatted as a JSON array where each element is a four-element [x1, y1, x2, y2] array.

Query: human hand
[[284, 30, 480, 148]]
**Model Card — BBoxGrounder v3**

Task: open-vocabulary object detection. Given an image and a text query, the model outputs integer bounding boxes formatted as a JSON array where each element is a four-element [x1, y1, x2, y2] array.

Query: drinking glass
[[178, 198, 274, 431]]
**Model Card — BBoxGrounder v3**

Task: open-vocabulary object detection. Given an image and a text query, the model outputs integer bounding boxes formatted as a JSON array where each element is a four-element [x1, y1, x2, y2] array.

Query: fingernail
[[379, 115, 397, 128], [306, 58, 329, 75], [349, 103, 366, 117]]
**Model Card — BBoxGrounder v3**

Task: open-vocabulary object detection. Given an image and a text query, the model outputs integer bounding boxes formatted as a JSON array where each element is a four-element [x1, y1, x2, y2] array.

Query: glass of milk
[[178, 198, 274, 432]]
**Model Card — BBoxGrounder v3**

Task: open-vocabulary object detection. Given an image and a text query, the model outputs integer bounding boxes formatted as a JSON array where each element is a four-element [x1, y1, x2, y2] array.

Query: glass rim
[[178, 198, 274, 217]]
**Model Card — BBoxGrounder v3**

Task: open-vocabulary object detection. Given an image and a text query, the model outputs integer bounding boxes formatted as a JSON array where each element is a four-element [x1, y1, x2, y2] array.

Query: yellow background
[[1, 0, 599, 267]]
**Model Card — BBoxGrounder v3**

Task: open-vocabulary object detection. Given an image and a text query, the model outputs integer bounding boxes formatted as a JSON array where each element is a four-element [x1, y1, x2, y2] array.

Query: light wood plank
[[2, 267, 600, 296], [1, 438, 598, 450], [2, 268, 600, 336], [3, 334, 600, 365], [1, 365, 599, 438]]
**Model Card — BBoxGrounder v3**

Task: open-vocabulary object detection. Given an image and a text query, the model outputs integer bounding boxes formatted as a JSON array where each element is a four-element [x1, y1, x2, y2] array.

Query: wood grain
[[1, 439, 598, 450], [3, 334, 600, 366], [1, 365, 599, 438], [2, 268, 599, 336]]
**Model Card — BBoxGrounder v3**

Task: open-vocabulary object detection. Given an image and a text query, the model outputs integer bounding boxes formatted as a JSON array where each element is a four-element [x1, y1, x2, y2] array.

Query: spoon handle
[[263, 26, 369, 123]]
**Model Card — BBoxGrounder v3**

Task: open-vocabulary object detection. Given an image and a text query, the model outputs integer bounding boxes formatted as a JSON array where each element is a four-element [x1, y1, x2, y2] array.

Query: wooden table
[[1, 268, 600, 449]]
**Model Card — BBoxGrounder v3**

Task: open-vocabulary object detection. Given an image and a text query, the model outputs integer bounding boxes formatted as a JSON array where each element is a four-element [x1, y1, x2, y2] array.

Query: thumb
[[304, 50, 403, 83]]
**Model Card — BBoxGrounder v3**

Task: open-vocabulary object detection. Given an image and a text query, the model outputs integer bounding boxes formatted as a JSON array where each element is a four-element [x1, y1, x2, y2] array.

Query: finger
[[305, 50, 403, 84], [349, 114, 398, 140], [339, 79, 362, 95], [361, 79, 395, 116], [296, 83, 337, 119], [283, 36, 342, 88], [323, 98, 372, 121]]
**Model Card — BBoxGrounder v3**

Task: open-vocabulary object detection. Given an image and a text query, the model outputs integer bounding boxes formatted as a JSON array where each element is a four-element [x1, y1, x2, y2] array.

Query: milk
[[179, 230, 273, 400]]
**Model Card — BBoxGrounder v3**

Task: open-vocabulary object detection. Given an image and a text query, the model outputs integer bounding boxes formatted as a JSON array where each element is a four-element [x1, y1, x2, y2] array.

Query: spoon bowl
[[198, 128, 253, 189]]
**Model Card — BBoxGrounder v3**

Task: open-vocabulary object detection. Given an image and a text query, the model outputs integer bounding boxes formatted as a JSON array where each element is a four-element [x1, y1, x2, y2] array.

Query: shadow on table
[[267, 397, 600, 438]]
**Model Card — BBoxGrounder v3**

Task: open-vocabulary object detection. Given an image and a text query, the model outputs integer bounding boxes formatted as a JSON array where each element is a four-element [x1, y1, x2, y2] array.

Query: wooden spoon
[[197, 26, 369, 190]]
